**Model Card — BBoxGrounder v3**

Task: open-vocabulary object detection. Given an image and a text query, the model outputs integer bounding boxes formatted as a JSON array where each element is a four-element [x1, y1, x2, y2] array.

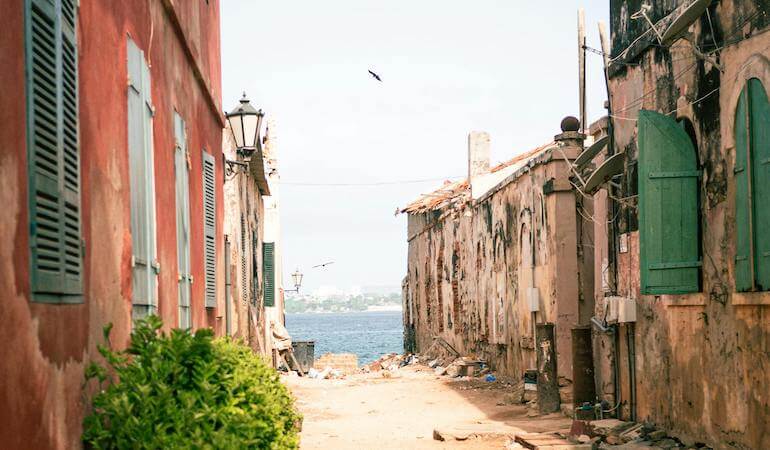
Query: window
[[734, 78, 770, 292], [128, 39, 159, 318], [638, 110, 701, 295], [174, 112, 191, 327], [263, 242, 275, 307], [26, 0, 82, 303], [202, 149, 216, 308]]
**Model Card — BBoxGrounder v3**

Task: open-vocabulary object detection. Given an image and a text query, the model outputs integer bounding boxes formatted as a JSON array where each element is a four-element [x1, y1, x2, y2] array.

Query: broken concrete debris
[[567, 419, 714, 450]]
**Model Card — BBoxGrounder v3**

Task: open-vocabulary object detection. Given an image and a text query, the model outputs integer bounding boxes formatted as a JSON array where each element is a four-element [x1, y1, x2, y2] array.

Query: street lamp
[[285, 268, 304, 293], [224, 92, 265, 175]]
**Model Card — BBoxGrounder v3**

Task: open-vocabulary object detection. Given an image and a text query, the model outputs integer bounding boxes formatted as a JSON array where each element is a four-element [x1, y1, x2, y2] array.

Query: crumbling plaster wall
[[405, 149, 588, 384], [222, 132, 266, 354], [605, 1, 770, 447]]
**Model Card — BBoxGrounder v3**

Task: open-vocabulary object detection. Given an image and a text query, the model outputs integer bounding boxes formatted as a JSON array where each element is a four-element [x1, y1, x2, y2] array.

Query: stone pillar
[[537, 323, 560, 413]]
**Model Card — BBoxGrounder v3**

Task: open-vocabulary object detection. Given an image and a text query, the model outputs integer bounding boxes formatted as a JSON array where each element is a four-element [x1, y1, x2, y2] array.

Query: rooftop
[[399, 142, 554, 214]]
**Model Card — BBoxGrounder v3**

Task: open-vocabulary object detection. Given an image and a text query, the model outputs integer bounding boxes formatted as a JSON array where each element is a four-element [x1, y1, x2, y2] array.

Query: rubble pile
[[361, 353, 419, 377], [568, 419, 713, 449]]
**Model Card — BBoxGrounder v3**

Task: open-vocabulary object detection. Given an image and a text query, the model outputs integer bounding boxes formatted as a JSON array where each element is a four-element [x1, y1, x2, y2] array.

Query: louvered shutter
[[735, 79, 770, 292], [240, 214, 248, 302], [638, 110, 701, 295], [26, 0, 82, 302], [174, 113, 191, 328], [735, 85, 753, 291], [202, 150, 217, 308], [749, 79, 770, 291], [263, 242, 275, 306], [128, 39, 158, 318]]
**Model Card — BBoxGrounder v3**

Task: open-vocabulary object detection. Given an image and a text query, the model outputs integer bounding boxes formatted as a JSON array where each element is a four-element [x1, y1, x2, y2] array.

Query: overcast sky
[[221, 1, 610, 293]]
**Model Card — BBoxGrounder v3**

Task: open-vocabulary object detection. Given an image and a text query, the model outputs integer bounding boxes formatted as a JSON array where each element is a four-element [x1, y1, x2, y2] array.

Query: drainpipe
[[613, 324, 621, 418], [627, 322, 637, 421]]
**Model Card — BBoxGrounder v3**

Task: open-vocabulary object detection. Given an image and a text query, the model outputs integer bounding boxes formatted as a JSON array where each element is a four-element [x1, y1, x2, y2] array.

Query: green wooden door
[[735, 78, 770, 291], [638, 110, 701, 294]]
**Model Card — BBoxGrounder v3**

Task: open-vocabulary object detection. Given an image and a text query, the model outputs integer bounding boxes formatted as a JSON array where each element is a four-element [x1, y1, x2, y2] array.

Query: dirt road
[[284, 365, 573, 450]]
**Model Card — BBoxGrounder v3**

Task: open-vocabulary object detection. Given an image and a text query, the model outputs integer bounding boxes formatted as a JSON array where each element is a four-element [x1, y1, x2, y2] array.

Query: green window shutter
[[263, 242, 275, 307], [735, 79, 770, 292], [735, 84, 753, 291], [202, 149, 216, 308], [128, 39, 158, 319], [174, 112, 191, 328], [26, 0, 83, 302], [749, 79, 770, 291], [638, 110, 701, 295]]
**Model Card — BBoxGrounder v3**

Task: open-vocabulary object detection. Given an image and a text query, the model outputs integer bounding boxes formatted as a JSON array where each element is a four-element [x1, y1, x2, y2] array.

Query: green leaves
[[82, 316, 301, 449]]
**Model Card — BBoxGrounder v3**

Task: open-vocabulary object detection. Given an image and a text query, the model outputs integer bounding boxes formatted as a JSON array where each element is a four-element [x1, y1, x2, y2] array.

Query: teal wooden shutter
[[202, 150, 216, 308], [128, 39, 158, 319], [735, 84, 753, 291], [749, 79, 770, 291], [174, 113, 191, 328], [26, 0, 83, 302], [263, 242, 275, 306], [638, 110, 701, 295], [735, 79, 770, 291]]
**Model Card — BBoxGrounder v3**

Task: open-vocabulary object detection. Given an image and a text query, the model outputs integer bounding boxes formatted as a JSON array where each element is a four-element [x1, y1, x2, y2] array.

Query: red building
[[0, 1, 225, 447]]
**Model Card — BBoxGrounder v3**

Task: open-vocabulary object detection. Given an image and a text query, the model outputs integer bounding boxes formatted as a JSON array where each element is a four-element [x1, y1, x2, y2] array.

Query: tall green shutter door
[[263, 242, 275, 307], [749, 79, 770, 291], [735, 84, 753, 291], [175, 113, 191, 328], [735, 79, 770, 292], [26, 0, 83, 302], [638, 110, 701, 295], [202, 150, 216, 308], [128, 39, 158, 319]]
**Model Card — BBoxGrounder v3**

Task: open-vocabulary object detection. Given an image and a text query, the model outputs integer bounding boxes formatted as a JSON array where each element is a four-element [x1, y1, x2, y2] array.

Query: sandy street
[[284, 365, 574, 450]]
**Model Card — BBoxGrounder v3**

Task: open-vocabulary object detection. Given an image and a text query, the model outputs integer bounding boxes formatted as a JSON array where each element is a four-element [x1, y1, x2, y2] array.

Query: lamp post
[[224, 92, 265, 176], [285, 268, 304, 293]]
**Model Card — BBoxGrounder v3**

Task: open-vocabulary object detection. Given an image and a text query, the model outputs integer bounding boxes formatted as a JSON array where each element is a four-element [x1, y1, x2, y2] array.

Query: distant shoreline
[[287, 307, 402, 315]]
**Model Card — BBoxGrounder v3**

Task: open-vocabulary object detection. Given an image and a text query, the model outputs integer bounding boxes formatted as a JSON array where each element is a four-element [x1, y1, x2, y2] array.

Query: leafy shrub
[[83, 316, 300, 449]]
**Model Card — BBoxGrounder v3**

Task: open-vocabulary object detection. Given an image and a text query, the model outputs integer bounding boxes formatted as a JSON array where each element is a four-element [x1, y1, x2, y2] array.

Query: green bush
[[83, 316, 300, 449]]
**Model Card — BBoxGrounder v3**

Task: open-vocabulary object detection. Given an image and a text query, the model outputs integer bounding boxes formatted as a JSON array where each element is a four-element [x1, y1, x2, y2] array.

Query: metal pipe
[[613, 324, 621, 418], [628, 322, 637, 422]]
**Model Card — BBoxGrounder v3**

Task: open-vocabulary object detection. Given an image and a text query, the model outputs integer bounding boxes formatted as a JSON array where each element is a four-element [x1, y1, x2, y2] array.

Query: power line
[[280, 176, 464, 187]]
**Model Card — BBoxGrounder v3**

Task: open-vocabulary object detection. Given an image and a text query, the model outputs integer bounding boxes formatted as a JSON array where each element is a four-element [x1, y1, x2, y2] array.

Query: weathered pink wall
[[0, 1, 224, 447]]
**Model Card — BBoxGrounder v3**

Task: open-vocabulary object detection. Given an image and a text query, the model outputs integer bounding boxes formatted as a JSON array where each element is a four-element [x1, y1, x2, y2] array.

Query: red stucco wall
[[0, 1, 224, 447]]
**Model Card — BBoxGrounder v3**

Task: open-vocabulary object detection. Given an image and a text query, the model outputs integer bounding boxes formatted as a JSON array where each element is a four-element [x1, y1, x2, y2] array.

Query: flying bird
[[368, 69, 382, 82], [312, 261, 335, 269]]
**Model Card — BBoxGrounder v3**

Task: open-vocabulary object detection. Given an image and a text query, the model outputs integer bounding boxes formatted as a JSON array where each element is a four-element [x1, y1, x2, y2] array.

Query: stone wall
[[404, 136, 593, 392]]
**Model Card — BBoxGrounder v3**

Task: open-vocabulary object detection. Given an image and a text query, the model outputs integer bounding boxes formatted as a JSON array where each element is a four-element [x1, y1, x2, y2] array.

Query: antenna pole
[[578, 9, 586, 134]]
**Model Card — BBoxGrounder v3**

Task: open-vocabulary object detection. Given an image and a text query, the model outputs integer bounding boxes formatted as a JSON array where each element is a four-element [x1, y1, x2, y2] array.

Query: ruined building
[[591, 0, 770, 447], [401, 125, 595, 407], [403, 1, 770, 448]]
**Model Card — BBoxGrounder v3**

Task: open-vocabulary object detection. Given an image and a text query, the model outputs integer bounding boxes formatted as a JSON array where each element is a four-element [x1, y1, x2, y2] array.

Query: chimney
[[468, 131, 490, 193]]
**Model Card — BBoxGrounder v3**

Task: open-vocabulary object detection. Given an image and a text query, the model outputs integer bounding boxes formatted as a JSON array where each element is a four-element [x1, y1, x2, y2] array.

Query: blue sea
[[285, 311, 403, 364]]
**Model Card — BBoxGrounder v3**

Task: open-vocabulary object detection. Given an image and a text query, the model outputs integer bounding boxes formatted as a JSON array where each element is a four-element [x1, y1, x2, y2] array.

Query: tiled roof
[[399, 142, 553, 214]]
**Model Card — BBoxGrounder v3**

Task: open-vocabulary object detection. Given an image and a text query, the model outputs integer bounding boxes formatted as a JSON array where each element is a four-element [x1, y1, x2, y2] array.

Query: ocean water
[[285, 311, 403, 364]]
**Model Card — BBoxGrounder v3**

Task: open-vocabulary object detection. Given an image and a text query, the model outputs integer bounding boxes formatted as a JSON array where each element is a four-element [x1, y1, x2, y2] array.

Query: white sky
[[221, 1, 610, 292]]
